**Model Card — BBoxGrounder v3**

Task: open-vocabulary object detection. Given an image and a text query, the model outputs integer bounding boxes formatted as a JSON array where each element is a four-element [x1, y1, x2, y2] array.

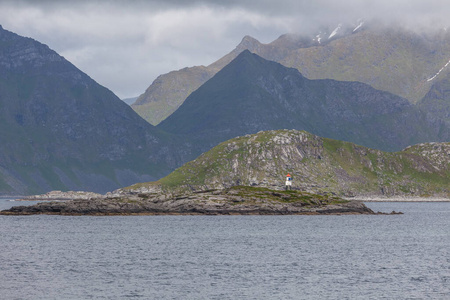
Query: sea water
[[0, 200, 449, 299]]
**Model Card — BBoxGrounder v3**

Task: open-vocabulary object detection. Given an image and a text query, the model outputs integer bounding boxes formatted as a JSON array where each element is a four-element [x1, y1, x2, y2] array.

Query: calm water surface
[[0, 200, 449, 299]]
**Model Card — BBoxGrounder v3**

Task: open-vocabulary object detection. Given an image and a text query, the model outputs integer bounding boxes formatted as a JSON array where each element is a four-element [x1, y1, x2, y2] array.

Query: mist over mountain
[[158, 50, 441, 155], [0, 25, 180, 195]]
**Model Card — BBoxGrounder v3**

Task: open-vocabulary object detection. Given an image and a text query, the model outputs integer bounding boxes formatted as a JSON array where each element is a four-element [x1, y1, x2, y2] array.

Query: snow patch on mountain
[[427, 59, 450, 82], [313, 32, 325, 44], [353, 21, 364, 32], [316, 34, 322, 43], [329, 24, 342, 39]]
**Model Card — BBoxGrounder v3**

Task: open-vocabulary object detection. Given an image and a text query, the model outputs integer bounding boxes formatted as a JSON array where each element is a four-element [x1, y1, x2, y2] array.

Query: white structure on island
[[285, 173, 292, 190]]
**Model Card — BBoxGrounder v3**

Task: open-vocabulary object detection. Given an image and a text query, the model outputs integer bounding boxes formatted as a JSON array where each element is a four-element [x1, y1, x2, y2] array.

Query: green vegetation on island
[[132, 130, 450, 198]]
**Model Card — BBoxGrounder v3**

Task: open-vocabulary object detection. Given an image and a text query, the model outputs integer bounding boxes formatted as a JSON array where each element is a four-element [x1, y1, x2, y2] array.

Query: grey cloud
[[0, 0, 449, 98]]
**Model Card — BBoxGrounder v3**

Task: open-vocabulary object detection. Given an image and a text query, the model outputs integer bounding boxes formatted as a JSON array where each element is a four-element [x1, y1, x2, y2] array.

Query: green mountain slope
[[281, 26, 450, 104], [132, 66, 216, 125], [145, 130, 450, 198], [158, 50, 439, 154], [0, 25, 180, 195]]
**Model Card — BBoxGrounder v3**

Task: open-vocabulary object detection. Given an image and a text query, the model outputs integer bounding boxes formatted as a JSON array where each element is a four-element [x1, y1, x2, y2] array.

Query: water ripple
[[0, 202, 449, 299]]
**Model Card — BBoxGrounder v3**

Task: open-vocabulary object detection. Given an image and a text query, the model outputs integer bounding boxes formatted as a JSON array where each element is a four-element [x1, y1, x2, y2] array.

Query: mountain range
[[133, 22, 450, 127], [1, 23, 449, 196]]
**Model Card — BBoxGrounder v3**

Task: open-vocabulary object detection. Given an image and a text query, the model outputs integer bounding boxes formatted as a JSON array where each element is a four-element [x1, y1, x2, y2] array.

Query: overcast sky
[[1, 0, 449, 99]]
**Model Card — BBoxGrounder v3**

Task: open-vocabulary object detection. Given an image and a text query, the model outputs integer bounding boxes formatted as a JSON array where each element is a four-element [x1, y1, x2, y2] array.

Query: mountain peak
[[222, 49, 289, 79], [234, 49, 255, 60], [236, 35, 262, 52]]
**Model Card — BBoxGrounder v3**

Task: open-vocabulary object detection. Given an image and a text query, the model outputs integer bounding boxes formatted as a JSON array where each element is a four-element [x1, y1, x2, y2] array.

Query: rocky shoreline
[[0, 186, 388, 216], [346, 196, 450, 202]]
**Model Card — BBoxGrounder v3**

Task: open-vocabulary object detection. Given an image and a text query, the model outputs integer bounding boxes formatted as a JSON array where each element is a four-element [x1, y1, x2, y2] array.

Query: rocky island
[[0, 186, 377, 215], [4, 128, 448, 216]]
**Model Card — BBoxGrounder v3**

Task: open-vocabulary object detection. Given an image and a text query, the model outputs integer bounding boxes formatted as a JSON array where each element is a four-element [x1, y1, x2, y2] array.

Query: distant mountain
[[418, 70, 450, 140], [157, 50, 439, 154], [132, 66, 216, 125], [280, 25, 450, 104], [121, 96, 138, 105], [151, 130, 450, 198], [0, 25, 181, 195], [134, 22, 450, 125]]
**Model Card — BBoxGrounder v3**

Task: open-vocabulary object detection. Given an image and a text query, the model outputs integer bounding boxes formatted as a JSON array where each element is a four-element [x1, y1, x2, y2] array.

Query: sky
[[0, 0, 449, 99]]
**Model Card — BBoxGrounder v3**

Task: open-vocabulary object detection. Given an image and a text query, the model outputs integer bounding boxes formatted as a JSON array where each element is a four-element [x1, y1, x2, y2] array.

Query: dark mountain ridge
[[158, 50, 440, 154], [0, 25, 181, 195]]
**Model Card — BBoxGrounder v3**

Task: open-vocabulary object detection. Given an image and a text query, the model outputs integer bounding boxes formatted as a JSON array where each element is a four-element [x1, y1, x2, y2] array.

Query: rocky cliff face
[[0, 26, 182, 195], [158, 50, 439, 155], [148, 130, 450, 198], [133, 23, 450, 125]]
